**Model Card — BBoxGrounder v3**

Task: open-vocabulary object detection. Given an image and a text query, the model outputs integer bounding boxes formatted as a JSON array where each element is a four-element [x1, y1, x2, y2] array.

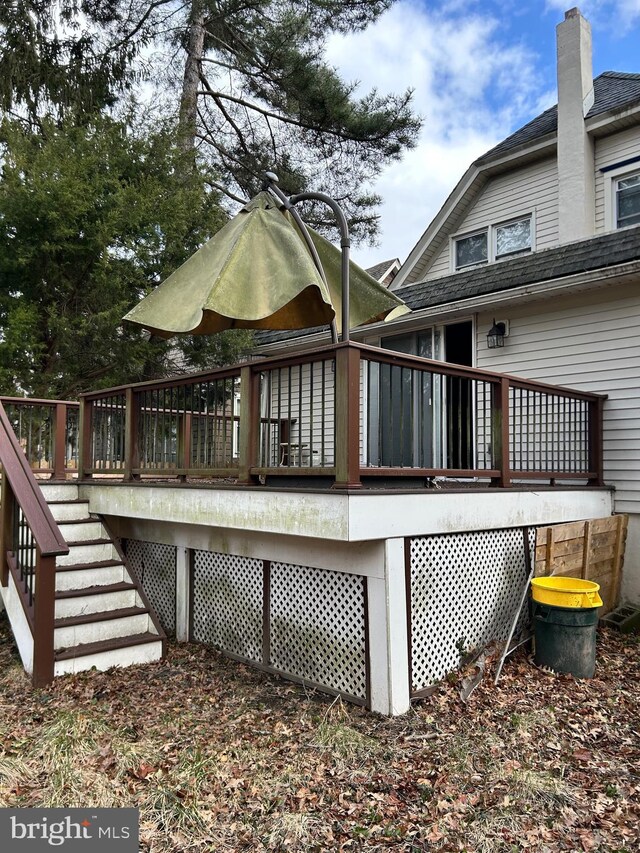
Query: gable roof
[[394, 70, 640, 289], [477, 72, 640, 165], [365, 258, 400, 283]]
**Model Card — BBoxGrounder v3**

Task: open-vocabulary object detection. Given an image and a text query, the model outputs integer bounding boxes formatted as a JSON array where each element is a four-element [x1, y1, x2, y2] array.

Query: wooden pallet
[[533, 515, 628, 615]]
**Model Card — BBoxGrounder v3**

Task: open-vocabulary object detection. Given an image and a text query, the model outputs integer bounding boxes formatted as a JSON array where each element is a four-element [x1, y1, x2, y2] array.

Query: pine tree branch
[[197, 75, 411, 145], [203, 178, 247, 205], [105, 0, 181, 55]]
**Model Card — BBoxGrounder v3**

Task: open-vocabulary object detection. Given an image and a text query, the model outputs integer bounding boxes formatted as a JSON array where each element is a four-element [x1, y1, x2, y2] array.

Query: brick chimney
[[556, 8, 595, 243]]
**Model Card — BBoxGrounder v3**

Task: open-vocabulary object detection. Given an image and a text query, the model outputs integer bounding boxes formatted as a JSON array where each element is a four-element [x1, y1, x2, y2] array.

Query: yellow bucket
[[531, 576, 603, 609]]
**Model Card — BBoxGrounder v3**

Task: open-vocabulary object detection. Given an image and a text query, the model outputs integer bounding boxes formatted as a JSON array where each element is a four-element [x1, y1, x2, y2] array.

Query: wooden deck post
[[588, 396, 605, 486], [53, 403, 67, 480], [32, 551, 56, 687], [177, 411, 192, 481], [237, 365, 260, 485], [77, 397, 93, 480], [333, 344, 362, 489], [0, 476, 15, 587], [491, 377, 511, 487], [124, 388, 140, 481]]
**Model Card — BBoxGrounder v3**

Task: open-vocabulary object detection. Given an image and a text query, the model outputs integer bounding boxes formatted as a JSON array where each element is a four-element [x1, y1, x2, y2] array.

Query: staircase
[[39, 482, 165, 677]]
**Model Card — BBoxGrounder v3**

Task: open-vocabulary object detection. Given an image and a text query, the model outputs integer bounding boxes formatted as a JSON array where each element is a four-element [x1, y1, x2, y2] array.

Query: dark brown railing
[[0, 397, 80, 479], [0, 402, 69, 686], [74, 342, 604, 489]]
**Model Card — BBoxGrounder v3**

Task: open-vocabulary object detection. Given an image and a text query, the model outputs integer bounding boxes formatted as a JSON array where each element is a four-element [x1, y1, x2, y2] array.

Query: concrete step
[[57, 540, 118, 567], [57, 519, 104, 542], [54, 633, 164, 676], [55, 581, 140, 619], [38, 483, 79, 502], [54, 606, 154, 649], [47, 500, 91, 522], [55, 560, 127, 592]]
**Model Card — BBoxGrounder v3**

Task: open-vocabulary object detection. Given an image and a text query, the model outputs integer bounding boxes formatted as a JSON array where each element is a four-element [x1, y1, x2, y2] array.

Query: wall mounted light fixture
[[487, 319, 508, 349]]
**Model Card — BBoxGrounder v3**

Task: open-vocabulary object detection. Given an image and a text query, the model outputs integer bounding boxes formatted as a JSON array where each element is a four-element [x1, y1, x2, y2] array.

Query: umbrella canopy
[[122, 191, 408, 338]]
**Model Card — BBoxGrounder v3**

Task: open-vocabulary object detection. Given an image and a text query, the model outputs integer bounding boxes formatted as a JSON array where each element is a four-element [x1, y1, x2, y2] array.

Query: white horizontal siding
[[424, 157, 559, 279], [265, 360, 335, 466], [477, 283, 640, 512], [595, 127, 640, 232]]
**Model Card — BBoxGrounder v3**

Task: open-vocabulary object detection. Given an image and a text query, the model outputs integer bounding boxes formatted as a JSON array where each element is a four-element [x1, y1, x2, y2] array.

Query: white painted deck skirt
[[81, 483, 612, 544], [83, 482, 613, 716]]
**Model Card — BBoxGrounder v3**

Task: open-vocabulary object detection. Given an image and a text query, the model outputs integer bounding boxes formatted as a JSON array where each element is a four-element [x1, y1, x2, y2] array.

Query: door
[[372, 329, 436, 467], [443, 321, 474, 469], [372, 322, 474, 470]]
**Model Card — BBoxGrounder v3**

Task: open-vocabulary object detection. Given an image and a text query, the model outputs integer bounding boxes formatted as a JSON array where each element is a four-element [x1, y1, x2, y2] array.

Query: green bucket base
[[533, 601, 599, 679]]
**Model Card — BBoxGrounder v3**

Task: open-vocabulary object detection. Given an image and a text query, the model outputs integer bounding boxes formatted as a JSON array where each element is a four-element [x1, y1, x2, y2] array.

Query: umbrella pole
[[290, 191, 350, 344], [263, 174, 349, 344]]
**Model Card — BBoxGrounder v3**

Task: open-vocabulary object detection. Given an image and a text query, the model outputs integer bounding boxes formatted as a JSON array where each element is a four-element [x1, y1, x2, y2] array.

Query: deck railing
[[0, 397, 80, 479], [71, 342, 604, 489], [0, 402, 69, 686]]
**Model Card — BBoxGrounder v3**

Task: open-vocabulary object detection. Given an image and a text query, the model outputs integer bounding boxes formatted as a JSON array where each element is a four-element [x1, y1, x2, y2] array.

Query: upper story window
[[495, 217, 532, 259], [453, 215, 532, 271], [455, 232, 487, 269], [616, 173, 640, 229]]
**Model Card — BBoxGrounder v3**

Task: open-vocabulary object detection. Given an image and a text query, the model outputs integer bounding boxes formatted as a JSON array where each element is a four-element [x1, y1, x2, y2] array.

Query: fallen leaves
[[0, 616, 638, 851]]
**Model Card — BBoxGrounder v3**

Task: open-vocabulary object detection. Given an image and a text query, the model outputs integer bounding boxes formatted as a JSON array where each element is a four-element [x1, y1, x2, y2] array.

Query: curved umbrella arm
[[263, 173, 349, 343]]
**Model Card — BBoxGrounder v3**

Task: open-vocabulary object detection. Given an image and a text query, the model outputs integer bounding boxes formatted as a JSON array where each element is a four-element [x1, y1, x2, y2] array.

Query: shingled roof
[[365, 259, 398, 282], [394, 224, 640, 311], [477, 71, 640, 165], [255, 226, 640, 346]]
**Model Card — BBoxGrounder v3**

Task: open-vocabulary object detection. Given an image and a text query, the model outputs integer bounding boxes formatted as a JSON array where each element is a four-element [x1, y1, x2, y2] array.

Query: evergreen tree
[[0, 1, 142, 120], [1, 2, 421, 241], [0, 115, 251, 397], [0, 2, 421, 396]]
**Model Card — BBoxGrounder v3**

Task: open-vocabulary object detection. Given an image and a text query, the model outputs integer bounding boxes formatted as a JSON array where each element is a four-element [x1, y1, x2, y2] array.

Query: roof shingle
[[394, 225, 640, 312], [255, 226, 640, 346], [477, 71, 640, 164]]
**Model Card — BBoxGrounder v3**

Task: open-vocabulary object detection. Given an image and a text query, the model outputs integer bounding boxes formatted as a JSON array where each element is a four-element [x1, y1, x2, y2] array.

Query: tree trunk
[[178, 0, 206, 157]]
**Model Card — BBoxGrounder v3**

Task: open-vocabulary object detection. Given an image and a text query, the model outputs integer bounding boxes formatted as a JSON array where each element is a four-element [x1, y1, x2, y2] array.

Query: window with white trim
[[495, 217, 531, 259], [453, 215, 532, 271], [455, 232, 488, 269], [615, 172, 640, 229]]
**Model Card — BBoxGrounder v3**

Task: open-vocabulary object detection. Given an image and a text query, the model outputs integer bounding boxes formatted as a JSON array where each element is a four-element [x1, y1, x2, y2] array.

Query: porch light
[[487, 319, 507, 349]]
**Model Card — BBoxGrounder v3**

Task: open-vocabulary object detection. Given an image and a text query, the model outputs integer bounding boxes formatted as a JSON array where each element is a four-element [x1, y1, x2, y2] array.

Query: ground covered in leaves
[[0, 616, 638, 852]]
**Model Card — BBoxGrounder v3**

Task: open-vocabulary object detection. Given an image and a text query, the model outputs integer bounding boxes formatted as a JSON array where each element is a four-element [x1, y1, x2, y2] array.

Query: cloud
[[325, 2, 546, 268]]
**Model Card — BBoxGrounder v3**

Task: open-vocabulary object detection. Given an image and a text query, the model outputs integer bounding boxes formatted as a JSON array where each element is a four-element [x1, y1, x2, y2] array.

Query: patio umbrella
[[122, 191, 408, 338]]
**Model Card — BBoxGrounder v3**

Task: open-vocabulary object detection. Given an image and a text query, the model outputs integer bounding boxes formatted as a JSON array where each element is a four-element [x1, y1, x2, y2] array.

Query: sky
[[324, 0, 640, 270]]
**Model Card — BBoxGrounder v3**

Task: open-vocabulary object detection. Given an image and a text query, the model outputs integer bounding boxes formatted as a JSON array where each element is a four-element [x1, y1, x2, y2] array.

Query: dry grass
[[0, 615, 639, 852]]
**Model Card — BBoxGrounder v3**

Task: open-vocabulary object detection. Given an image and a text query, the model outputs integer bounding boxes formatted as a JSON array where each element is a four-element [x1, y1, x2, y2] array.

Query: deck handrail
[[0, 401, 69, 686], [0, 396, 80, 479], [0, 404, 69, 557], [71, 341, 606, 489], [75, 342, 608, 405]]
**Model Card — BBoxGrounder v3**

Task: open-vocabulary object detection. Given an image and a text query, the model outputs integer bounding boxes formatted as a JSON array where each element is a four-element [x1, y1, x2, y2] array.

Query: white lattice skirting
[[189, 551, 368, 701], [125, 539, 177, 634], [408, 528, 535, 693]]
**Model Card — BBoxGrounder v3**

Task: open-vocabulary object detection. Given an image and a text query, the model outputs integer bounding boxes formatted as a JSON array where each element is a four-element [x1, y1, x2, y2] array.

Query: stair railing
[[0, 402, 69, 686]]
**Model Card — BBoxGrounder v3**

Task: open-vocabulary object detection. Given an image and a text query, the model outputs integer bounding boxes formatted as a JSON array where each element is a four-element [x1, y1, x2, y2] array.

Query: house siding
[[424, 157, 559, 280], [264, 360, 336, 466], [476, 283, 640, 513], [594, 126, 640, 232]]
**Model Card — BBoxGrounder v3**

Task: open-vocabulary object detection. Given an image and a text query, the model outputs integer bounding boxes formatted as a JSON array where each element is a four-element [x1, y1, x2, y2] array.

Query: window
[[616, 173, 640, 229], [453, 215, 532, 270], [495, 217, 531, 258], [455, 232, 488, 269]]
